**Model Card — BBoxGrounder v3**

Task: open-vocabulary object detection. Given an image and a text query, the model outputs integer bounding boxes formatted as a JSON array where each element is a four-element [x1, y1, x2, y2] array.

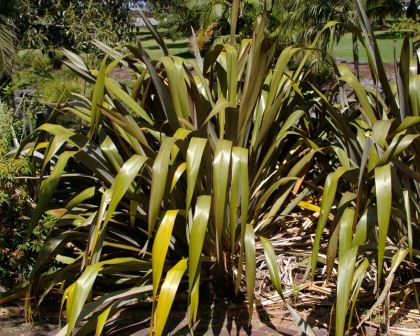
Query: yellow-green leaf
[[154, 258, 188, 336], [375, 164, 392, 283]]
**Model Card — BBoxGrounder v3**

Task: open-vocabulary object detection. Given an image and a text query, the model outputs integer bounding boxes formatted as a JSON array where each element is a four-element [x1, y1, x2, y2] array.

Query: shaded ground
[[0, 316, 56, 336], [0, 302, 327, 336], [1, 296, 418, 335], [337, 60, 397, 89]]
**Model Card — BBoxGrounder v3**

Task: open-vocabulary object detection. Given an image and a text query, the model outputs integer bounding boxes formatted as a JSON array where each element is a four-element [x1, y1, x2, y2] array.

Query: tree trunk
[[407, 0, 417, 20], [352, 34, 360, 80]]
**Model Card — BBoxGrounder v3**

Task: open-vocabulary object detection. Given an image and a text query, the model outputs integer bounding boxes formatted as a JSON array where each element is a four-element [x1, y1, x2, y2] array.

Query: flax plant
[[19, 10, 329, 335], [14, 2, 419, 335]]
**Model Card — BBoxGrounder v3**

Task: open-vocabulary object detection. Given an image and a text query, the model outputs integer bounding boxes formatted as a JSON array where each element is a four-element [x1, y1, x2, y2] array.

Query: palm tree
[[187, 0, 265, 33], [366, 0, 404, 25], [281, 0, 355, 45], [0, 0, 18, 81], [274, 0, 404, 45], [0, 16, 16, 81]]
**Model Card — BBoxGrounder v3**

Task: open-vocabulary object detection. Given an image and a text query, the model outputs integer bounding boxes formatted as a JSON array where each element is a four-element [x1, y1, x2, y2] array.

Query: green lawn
[[135, 29, 193, 59], [135, 28, 405, 64], [333, 31, 405, 64]]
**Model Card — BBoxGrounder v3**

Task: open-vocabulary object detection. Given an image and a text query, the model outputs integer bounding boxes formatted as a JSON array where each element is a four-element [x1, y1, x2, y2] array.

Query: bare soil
[[337, 60, 397, 88]]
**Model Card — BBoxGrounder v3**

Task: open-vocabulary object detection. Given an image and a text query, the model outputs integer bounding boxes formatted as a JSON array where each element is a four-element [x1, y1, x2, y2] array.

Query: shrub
[[47, 49, 65, 69], [391, 17, 420, 34], [0, 101, 15, 148], [37, 68, 88, 103], [149, 1, 200, 38], [15, 49, 45, 69], [0, 143, 38, 288], [0, 101, 46, 289], [0, 100, 25, 149], [30, 54, 53, 76]]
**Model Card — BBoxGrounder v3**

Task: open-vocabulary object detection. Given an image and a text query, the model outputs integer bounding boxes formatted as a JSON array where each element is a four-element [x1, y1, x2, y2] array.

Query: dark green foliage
[[14, 0, 132, 52], [391, 17, 420, 33], [366, 0, 404, 20], [0, 101, 46, 288], [406, 0, 418, 20], [0, 146, 38, 288], [277, 0, 356, 46], [148, 1, 200, 38], [148, 0, 262, 38], [0, 1, 16, 17]]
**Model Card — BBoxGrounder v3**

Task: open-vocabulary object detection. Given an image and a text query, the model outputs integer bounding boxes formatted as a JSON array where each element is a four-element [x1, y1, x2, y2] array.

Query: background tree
[[146, 0, 201, 38], [16, 0, 132, 52], [279, 0, 355, 46], [186, 0, 265, 35], [278, 0, 404, 46], [0, 1, 16, 17], [366, 0, 404, 25], [147, 0, 264, 38], [407, 0, 418, 19]]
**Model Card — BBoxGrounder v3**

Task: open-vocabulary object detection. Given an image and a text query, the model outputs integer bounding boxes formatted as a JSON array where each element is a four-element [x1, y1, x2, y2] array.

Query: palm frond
[[0, 15, 16, 79]]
